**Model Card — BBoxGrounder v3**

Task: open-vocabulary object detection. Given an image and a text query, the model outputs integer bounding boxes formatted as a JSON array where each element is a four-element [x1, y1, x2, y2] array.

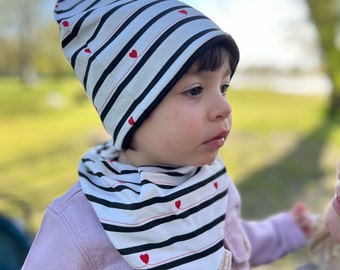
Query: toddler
[[23, 1, 314, 269]]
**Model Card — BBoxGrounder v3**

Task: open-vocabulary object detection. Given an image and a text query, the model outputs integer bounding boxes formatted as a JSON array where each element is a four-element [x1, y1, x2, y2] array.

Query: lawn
[[1, 77, 339, 269]]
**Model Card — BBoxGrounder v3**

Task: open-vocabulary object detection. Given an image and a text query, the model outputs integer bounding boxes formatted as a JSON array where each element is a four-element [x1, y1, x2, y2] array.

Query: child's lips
[[204, 130, 230, 148]]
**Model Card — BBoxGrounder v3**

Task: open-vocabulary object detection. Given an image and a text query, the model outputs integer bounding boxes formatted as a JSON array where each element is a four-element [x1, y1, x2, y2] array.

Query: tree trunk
[[305, 0, 340, 116]]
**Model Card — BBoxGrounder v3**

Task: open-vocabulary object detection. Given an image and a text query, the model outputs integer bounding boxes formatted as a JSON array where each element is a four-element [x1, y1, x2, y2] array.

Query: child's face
[[120, 55, 232, 167]]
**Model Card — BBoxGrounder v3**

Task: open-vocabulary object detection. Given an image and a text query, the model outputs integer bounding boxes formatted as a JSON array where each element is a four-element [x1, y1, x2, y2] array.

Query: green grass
[[1, 77, 339, 269], [0, 77, 108, 230]]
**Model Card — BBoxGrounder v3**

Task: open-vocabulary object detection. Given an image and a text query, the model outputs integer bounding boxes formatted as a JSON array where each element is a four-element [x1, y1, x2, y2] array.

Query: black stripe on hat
[[70, 45, 88, 69], [100, 13, 203, 121], [65, 0, 138, 64], [61, 9, 96, 50], [86, 1, 182, 99], [55, 0, 98, 21], [84, 0, 162, 95], [55, 2, 80, 19]]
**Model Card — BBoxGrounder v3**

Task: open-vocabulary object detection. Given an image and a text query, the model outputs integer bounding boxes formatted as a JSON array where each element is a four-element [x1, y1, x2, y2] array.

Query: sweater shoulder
[[47, 181, 131, 269]]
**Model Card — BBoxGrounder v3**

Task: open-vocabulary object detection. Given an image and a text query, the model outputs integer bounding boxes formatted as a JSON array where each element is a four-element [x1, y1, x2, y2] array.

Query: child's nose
[[208, 92, 232, 121]]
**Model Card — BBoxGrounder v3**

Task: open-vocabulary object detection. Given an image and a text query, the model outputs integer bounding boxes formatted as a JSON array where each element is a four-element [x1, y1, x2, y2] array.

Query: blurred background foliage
[[1, 0, 340, 269], [0, 0, 73, 80], [306, 0, 340, 115]]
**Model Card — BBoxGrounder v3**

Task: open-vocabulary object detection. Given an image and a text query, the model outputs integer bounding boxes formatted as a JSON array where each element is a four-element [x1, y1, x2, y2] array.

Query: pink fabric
[[224, 180, 306, 269], [22, 181, 306, 270], [22, 182, 130, 270]]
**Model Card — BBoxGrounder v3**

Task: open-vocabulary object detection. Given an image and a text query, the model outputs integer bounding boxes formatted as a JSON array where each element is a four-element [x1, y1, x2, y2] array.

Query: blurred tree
[[0, 37, 19, 76], [305, 0, 340, 116], [0, 0, 42, 83], [17, 0, 40, 84], [0, 0, 73, 81], [34, 23, 73, 77], [0, 0, 72, 81]]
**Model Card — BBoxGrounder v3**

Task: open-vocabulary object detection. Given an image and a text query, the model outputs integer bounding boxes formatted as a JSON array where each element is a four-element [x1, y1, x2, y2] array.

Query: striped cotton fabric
[[79, 140, 230, 269], [54, 0, 239, 150]]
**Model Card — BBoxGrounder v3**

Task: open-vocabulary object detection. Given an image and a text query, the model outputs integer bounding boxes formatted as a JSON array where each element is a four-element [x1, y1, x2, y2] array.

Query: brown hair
[[197, 41, 237, 74]]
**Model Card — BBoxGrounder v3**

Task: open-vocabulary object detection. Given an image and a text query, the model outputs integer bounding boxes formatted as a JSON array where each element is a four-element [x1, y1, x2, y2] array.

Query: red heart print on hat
[[140, 254, 149, 264], [84, 48, 91, 53], [62, 20, 69, 27], [178, 9, 188, 15], [175, 200, 181, 209], [214, 182, 218, 189], [129, 49, 138, 58], [128, 116, 135, 125]]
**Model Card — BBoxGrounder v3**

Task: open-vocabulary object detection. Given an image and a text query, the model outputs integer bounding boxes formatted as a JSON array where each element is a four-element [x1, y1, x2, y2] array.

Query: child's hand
[[323, 161, 340, 243], [291, 201, 316, 238]]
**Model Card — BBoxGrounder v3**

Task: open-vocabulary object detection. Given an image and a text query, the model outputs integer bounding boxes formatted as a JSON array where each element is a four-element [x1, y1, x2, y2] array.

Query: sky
[[39, 0, 329, 94], [43, 0, 320, 72], [182, 0, 320, 71]]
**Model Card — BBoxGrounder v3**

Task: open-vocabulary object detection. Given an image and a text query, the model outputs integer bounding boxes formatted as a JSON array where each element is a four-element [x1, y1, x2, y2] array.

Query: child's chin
[[196, 155, 218, 167]]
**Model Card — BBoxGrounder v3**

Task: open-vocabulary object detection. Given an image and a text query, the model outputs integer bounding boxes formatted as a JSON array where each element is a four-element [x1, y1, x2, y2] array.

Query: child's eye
[[182, 86, 203, 98], [220, 84, 230, 96]]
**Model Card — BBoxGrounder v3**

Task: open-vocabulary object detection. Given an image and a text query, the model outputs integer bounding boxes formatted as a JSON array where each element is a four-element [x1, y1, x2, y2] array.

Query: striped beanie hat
[[54, 0, 239, 150]]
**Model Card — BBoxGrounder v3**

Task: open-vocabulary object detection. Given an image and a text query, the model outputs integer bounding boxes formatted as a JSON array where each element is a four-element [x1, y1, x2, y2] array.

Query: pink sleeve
[[242, 213, 307, 266], [22, 183, 132, 270], [22, 206, 92, 269], [224, 179, 307, 268]]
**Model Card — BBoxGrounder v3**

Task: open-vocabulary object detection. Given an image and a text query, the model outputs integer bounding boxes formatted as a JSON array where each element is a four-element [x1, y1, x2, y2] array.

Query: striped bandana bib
[[79, 141, 230, 269]]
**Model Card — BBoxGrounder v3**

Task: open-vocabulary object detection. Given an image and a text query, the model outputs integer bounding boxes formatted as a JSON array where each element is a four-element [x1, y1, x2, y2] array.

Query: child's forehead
[[188, 53, 231, 75]]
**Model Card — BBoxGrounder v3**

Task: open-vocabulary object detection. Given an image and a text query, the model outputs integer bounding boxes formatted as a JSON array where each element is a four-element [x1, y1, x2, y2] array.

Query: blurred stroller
[[0, 194, 31, 270]]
